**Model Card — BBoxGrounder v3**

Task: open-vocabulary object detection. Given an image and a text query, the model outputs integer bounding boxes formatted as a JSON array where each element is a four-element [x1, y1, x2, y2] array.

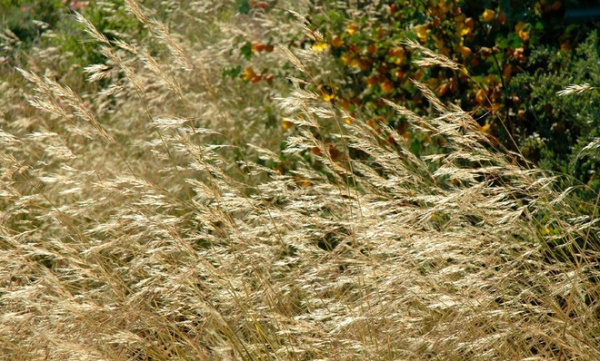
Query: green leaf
[[240, 41, 253, 60], [222, 65, 242, 79], [237, 0, 250, 14]]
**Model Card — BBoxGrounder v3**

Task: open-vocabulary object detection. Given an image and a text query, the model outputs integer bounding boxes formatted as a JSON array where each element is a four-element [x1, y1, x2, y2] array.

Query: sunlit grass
[[1, 1, 599, 360]]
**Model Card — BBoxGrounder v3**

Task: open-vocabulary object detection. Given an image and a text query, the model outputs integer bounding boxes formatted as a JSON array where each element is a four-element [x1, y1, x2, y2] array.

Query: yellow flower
[[482, 9, 495, 22], [281, 119, 294, 131], [243, 67, 256, 81], [415, 25, 429, 42], [389, 47, 405, 65], [515, 21, 526, 32], [518, 29, 529, 42], [347, 23, 358, 35], [432, 35, 445, 51], [322, 93, 335, 102], [299, 179, 311, 187], [427, 78, 439, 90], [515, 21, 530, 42], [479, 123, 491, 133], [312, 42, 328, 53], [341, 52, 352, 66], [319, 85, 337, 102]]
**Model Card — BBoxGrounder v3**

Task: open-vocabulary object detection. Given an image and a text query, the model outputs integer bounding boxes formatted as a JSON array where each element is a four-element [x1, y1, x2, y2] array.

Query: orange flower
[[251, 42, 266, 52], [438, 82, 450, 96], [464, 17, 475, 31], [497, 11, 507, 25], [482, 9, 495, 22], [251, 74, 262, 83], [366, 76, 378, 88], [381, 80, 393, 93], [389, 47, 406, 64], [331, 35, 343, 48], [310, 147, 323, 156], [358, 58, 372, 71], [249, 1, 268, 9], [458, 45, 472, 58]]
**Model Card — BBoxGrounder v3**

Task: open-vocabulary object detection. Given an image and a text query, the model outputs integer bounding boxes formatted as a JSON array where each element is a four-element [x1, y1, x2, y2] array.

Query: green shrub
[[0, 0, 66, 56], [512, 31, 600, 193]]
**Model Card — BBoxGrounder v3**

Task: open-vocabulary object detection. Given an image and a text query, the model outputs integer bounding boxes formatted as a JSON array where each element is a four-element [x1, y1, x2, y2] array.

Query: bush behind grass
[[1, 1, 599, 360], [257, 0, 600, 196]]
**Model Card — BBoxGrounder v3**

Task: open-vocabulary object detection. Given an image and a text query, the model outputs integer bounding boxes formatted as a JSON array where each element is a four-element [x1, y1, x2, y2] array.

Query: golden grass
[[1, 1, 599, 360]]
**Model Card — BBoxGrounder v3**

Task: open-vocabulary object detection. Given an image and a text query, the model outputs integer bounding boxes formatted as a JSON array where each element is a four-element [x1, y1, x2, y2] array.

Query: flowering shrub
[[233, 0, 599, 193]]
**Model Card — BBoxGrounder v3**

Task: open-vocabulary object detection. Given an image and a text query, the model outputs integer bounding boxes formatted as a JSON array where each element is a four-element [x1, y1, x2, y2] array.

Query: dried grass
[[0, 1, 599, 360]]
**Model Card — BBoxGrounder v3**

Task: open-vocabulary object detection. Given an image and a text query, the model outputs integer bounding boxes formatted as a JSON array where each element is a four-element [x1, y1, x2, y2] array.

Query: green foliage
[[512, 31, 600, 192], [0, 1, 146, 75], [0, 0, 66, 51], [48, 0, 146, 71]]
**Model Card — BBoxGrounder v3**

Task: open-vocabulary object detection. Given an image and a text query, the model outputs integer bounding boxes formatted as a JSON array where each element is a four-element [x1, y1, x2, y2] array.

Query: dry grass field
[[1, 1, 599, 360]]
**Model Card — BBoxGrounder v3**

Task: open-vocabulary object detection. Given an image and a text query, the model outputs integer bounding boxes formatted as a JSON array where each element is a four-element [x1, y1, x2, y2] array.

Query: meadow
[[1, 1, 599, 360]]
